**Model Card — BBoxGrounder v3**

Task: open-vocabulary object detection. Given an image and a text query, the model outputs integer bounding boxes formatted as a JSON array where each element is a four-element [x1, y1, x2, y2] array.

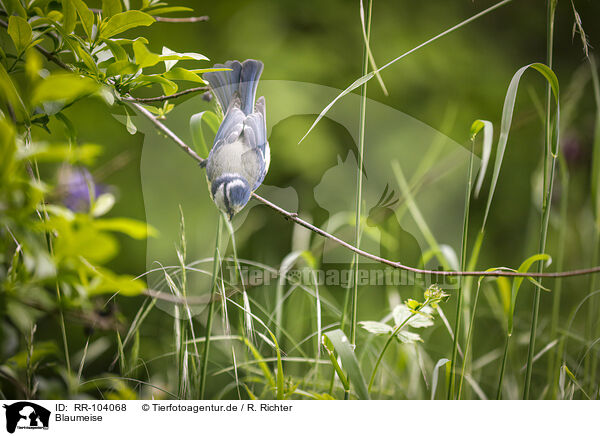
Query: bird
[[202, 59, 269, 220]]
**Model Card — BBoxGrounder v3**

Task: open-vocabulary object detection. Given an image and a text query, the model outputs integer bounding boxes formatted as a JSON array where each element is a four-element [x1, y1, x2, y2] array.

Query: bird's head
[[211, 174, 251, 220]]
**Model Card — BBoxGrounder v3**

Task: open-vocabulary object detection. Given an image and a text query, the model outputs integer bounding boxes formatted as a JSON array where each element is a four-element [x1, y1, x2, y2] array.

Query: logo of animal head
[[2, 402, 50, 434]]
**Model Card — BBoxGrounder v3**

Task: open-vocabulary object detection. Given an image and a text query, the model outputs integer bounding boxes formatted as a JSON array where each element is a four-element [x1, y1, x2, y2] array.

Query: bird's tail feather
[[204, 59, 263, 115]]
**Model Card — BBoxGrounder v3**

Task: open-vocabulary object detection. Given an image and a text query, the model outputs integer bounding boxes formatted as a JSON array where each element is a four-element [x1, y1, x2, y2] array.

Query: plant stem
[[523, 0, 556, 399], [547, 154, 569, 398], [496, 335, 510, 399], [199, 217, 222, 399], [368, 299, 431, 393], [350, 0, 372, 346], [448, 134, 475, 399]]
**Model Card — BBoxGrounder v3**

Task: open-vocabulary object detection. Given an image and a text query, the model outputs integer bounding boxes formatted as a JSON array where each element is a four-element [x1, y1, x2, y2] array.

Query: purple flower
[[57, 165, 106, 212]]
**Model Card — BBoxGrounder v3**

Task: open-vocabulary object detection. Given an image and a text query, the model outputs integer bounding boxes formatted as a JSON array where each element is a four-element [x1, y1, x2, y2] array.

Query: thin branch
[[89, 8, 208, 23], [128, 101, 204, 163], [152, 16, 209, 23], [122, 86, 208, 103], [15, 17, 600, 280]]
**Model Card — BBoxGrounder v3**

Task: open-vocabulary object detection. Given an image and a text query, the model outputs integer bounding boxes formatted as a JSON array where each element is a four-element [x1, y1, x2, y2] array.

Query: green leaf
[[144, 6, 193, 15], [134, 74, 177, 95], [323, 329, 370, 400], [100, 10, 155, 39], [70, 0, 95, 40], [101, 38, 127, 61], [86, 265, 146, 296], [61, 0, 77, 34], [482, 63, 560, 228], [159, 47, 208, 72], [73, 43, 98, 74], [132, 39, 160, 68], [91, 193, 115, 217], [32, 73, 99, 105], [0, 63, 27, 120], [3, 0, 27, 17], [508, 253, 551, 335], [106, 59, 139, 77], [431, 358, 450, 400], [470, 119, 493, 199], [17, 143, 102, 164], [8, 16, 32, 54], [359, 321, 393, 335], [94, 218, 158, 239], [163, 67, 206, 84], [189, 110, 220, 158], [102, 0, 123, 17], [125, 110, 137, 134]]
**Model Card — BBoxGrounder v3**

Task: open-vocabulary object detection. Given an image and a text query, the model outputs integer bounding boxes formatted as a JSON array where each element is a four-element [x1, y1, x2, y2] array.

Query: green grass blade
[[324, 329, 370, 400], [482, 63, 560, 228], [431, 358, 450, 400], [470, 120, 493, 198], [189, 110, 220, 158]]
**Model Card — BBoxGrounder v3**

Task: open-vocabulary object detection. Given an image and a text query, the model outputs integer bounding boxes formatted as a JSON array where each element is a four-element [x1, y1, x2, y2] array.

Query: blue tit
[[202, 59, 270, 220]]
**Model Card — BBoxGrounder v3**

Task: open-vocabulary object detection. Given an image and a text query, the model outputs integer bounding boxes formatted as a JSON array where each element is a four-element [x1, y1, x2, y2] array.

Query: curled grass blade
[[482, 63, 560, 228]]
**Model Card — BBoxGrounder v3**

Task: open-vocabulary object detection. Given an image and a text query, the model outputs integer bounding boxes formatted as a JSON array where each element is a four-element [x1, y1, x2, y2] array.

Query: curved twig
[[122, 86, 208, 103], [15, 16, 600, 280], [88, 8, 209, 23]]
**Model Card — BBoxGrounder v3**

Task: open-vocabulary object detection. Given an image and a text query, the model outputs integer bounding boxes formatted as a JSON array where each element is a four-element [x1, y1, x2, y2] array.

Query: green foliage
[[0, 0, 206, 400]]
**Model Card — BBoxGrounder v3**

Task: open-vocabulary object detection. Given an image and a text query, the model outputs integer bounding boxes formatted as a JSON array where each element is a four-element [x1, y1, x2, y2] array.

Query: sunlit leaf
[[8, 15, 32, 54], [508, 253, 551, 334], [163, 67, 205, 83], [61, 0, 77, 34], [106, 59, 139, 77], [359, 321, 393, 335], [17, 143, 102, 165], [32, 73, 99, 105], [100, 10, 155, 39], [133, 39, 160, 68], [392, 304, 434, 329], [101, 38, 127, 61], [91, 193, 116, 217], [70, 0, 94, 40], [144, 6, 193, 15], [134, 74, 177, 95], [94, 218, 158, 239]]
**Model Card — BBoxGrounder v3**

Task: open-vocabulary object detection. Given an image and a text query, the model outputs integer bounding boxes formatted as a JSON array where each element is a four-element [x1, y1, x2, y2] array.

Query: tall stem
[[523, 0, 556, 399], [199, 217, 222, 399], [448, 135, 475, 399], [350, 0, 372, 346]]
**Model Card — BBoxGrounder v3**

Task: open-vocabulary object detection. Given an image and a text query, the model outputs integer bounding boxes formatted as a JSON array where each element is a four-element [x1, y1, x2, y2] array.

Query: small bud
[[424, 284, 450, 306]]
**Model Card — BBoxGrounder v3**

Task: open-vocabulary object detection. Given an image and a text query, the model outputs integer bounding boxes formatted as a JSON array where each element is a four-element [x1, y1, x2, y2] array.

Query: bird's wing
[[242, 96, 268, 157], [214, 95, 245, 145], [241, 147, 266, 191]]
